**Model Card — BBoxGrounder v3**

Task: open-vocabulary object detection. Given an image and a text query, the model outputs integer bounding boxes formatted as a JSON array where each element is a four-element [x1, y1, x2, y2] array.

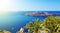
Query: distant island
[[24, 12, 60, 16]]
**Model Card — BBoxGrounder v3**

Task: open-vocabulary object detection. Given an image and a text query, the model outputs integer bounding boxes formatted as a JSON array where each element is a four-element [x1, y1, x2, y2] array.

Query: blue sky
[[0, 0, 60, 11]]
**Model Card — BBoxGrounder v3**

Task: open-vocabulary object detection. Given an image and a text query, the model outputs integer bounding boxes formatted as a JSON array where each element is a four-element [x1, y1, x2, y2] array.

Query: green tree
[[24, 19, 40, 33], [41, 16, 60, 32], [24, 16, 60, 33]]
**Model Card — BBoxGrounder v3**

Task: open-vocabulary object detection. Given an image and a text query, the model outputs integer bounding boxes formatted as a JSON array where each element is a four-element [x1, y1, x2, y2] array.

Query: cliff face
[[24, 12, 60, 16]]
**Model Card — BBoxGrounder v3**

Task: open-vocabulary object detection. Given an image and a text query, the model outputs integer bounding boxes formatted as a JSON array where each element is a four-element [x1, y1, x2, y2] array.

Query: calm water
[[0, 14, 46, 33], [0, 11, 60, 33]]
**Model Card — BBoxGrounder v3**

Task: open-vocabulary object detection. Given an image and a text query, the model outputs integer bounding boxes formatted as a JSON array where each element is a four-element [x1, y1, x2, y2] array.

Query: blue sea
[[0, 11, 60, 33]]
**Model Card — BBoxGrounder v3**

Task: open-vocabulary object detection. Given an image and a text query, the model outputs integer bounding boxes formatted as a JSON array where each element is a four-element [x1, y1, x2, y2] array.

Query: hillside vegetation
[[24, 16, 60, 33]]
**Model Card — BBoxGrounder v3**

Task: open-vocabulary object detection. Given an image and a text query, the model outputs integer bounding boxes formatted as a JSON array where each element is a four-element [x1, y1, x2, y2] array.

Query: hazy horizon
[[0, 0, 60, 11]]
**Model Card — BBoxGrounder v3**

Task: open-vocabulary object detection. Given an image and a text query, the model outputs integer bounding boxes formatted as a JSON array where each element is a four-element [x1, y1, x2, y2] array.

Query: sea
[[0, 11, 60, 33]]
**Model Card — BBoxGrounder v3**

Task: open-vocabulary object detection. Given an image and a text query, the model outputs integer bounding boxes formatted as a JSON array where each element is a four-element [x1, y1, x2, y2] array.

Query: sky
[[0, 0, 60, 11]]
